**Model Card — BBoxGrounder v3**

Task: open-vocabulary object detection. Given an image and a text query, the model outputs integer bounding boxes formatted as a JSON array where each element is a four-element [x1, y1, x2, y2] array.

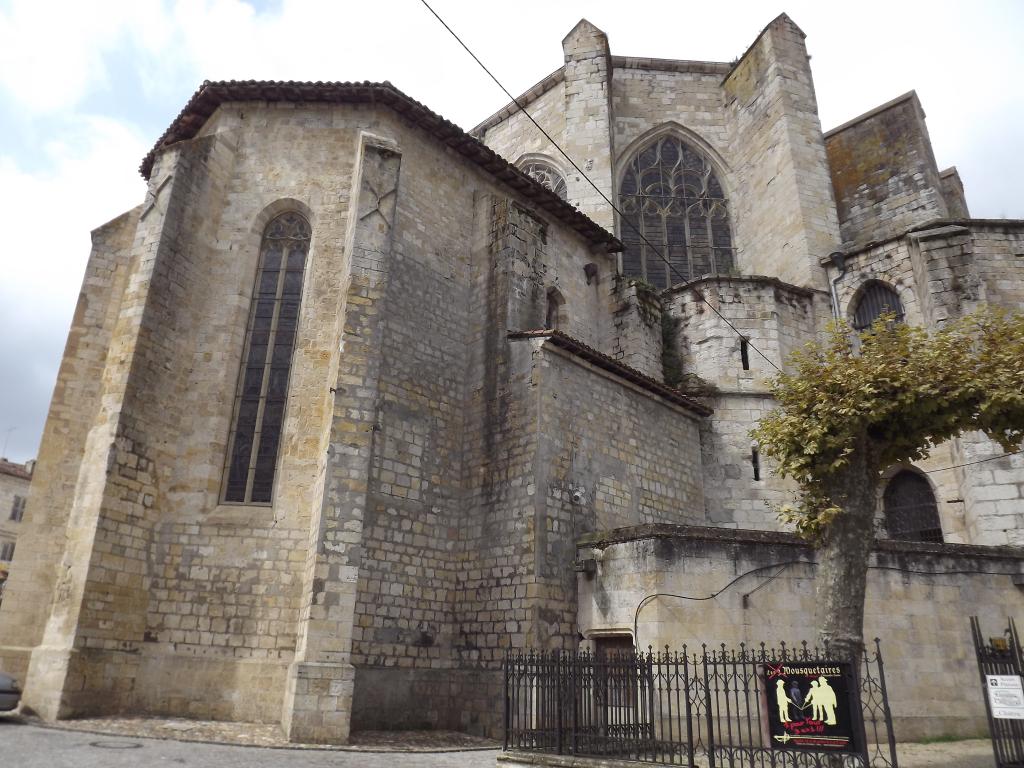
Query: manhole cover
[[89, 740, 144, 749]]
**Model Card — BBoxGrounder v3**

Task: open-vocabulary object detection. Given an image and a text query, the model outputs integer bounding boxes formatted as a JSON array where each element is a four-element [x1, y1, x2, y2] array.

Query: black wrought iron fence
[[971, 617, 1024, 768], [504, 640, 898, 768]]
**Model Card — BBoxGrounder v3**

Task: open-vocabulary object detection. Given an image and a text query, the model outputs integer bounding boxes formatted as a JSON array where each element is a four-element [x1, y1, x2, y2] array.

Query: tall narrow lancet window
[[619, 136, 733, 289], [852, 282, 905, 332], [223, 212, 311, 504], [520, 160, 568, 200], [546, 287, 565, 330], [883, 470, 943, 543]]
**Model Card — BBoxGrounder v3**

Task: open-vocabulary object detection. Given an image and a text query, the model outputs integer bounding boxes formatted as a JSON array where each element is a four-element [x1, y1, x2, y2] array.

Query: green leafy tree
[[752, 306, 1024, 657]]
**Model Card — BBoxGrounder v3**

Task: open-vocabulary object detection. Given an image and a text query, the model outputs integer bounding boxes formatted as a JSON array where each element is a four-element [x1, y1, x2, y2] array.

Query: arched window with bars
[[882, 470, 943, 542], [851, 281, 905, 332], [519, 159, 568, 200], [618, 135, 734, 289], [222, 211, 311, 504]]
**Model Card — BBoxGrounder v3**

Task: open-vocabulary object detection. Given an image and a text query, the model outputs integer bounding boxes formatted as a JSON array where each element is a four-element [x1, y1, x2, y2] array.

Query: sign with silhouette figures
[[763, 662, 857, 752]]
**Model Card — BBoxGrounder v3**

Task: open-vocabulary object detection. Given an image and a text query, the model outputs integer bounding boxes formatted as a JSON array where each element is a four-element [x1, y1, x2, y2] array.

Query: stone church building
[[1, 13, 1022, 743]]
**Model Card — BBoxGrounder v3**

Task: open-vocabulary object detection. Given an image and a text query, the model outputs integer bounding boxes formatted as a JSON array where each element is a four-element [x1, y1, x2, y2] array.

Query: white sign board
[[986, 675, 1024, 720]]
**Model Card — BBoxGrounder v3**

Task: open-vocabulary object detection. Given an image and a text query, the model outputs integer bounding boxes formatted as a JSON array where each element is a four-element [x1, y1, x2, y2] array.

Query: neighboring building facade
[[0, 12, 1021, 745], [0, 458, 33, 606]]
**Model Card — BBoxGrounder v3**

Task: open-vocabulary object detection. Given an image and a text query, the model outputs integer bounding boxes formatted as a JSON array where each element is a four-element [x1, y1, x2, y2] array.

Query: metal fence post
[[502, 653, 509, 751], [555, 650, 563, 754], [682, 646, 695, 768], [872, 638, 899, 768], [647, 649, 656, 754], [703, 645, 715, 768], [847, 644, 871, 768], [570, 649, 578, 755]]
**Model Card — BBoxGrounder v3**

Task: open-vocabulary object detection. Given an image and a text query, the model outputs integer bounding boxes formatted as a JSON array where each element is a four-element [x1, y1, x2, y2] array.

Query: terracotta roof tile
[[0, 459, 32, 481], [508, 329, 713, 416], [140, 80, 622, 252]]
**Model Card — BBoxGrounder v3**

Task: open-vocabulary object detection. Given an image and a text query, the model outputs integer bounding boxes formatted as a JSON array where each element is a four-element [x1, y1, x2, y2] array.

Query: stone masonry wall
[[834, 222, 1024, 546], [345, 123, 475, 729], [478, 15, 845, 290], [432, 192, 619, 736], [953, 225, 1024, 544], [284, 130, 405, 742], [972, 223, 1024, 308], [470, 339, 707, 732], [939, 167, 970, 219], [536, 343, 705, 536], [8, 102, 387, 726], [609, 279, 663, 381], [577, 526, 1024, 740], [131, 104, 367, 726], [825, 92, 948, 248], [448, 331, 706, 733], [0, 208, 138, 685], [560, 20, 616, 232], [611, 59, 731, 167], [477, 79, 567, 187], [723, 14, 838, 289], [19, 135, 245, 719], [345, 116, 619, 734], [832, 236, 964, 536], [667, 276, 830, 529]]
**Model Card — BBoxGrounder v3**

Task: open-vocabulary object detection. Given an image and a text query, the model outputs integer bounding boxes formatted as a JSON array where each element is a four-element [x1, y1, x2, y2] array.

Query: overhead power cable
[[633, 557, 1024, 641], [421, 2, 1024, 482], [418, 0, 782, 373], [922, 449, 1023, 474]]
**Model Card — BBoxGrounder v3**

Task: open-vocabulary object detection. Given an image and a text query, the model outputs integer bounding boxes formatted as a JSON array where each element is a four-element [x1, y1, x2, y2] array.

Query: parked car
[[0, 673, 20, 711]]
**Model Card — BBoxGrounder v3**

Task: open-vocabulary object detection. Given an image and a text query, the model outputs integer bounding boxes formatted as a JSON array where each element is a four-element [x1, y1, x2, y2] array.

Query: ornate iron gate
[[971, 617, 1024, 767], [504, 641, 898, 767]]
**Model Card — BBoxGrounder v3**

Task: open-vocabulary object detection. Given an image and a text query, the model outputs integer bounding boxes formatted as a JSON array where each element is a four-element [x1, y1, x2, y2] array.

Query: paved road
[[0, 721, 500, 768], [0, 718, 1001, 768]]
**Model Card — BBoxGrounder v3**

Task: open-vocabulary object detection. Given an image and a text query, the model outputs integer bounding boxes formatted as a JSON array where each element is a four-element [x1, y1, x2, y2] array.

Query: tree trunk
[[814, 445, 879, 660]]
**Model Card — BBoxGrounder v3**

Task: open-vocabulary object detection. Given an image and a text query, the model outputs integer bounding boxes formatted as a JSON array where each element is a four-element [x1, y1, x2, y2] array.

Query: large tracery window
[[520, 160, 568, 200], [883, 470, 943, 543], [223, 212, 311, 504], [619, 135, 734, 289], [852, 282, 904, 332]]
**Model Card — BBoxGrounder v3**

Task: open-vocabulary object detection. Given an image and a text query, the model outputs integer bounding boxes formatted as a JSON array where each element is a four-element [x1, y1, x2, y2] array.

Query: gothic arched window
[[520, 160, 568, 200], [852, 282, 904, 332], [882, 470, 943, 542], [619, 136, 733, 289], [223, 212, 311, 504]]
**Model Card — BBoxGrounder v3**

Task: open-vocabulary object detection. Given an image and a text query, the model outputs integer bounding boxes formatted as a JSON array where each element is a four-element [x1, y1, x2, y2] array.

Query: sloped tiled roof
[[140, 80, 622, 252], [509, 329, 713, 416], [0, 459, 32, 481]]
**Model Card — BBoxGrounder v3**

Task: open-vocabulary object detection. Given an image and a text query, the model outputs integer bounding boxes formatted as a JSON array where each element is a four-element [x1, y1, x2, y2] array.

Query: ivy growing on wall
[[629, 277, 662, 329]]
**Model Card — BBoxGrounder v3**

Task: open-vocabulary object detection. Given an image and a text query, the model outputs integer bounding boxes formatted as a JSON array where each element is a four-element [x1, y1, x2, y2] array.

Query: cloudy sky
[[0, 0, 1021, 463]]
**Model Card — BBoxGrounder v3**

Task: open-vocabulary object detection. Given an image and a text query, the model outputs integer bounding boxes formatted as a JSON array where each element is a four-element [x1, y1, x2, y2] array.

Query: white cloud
[[0, 0, 1020, 463], [0, 0, 138, 111], [0, 114, 147, 461], [0, 115, 147, 307]]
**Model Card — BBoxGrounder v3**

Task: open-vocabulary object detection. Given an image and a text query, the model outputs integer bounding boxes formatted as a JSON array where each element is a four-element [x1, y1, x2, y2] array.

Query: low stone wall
[[576, 524, 1024, 741]]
